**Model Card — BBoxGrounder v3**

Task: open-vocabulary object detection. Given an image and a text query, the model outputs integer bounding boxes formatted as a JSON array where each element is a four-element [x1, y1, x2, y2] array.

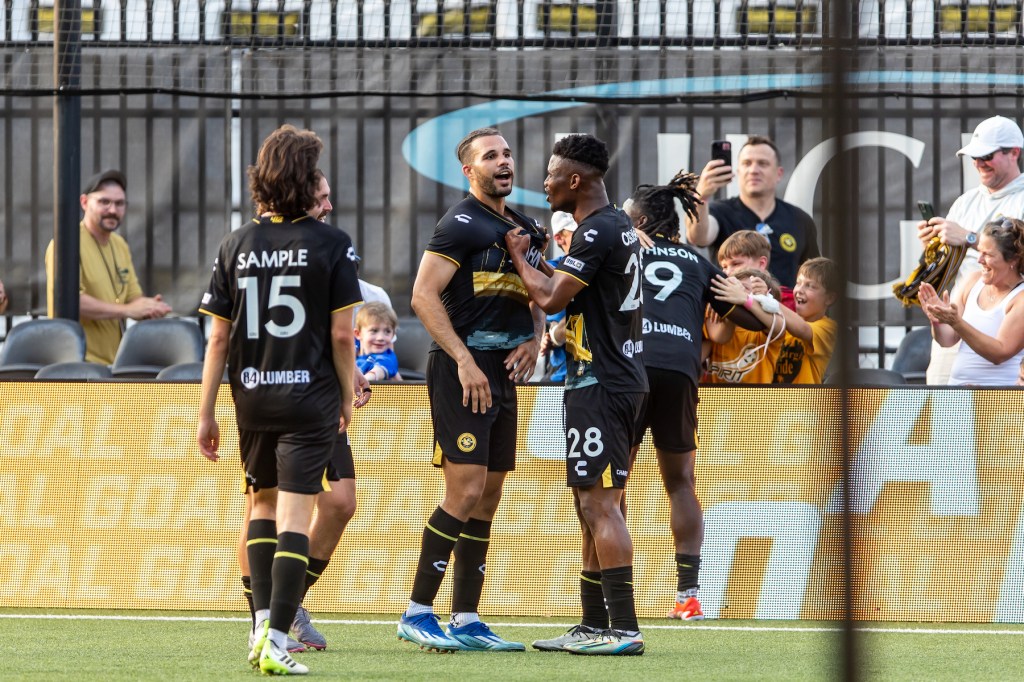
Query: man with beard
[[45, 169, 172, 364], [397, 127, 547, 652]]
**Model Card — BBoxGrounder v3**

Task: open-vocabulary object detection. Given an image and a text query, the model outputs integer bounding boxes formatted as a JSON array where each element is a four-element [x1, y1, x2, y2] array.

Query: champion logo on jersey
[[240, 367, 312, 389], [563, 256, 585, 271]]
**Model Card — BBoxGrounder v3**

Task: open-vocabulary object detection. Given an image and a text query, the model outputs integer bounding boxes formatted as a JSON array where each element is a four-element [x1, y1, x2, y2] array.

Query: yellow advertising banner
[[0, 383, 1021, 622]]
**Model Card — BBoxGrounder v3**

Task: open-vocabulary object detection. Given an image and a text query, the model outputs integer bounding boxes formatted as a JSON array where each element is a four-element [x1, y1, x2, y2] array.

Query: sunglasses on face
[[972, 149, 1008, 163]]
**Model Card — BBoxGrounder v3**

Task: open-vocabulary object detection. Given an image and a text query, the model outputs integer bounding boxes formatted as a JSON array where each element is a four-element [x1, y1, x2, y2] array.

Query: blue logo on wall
[[402, 70, 1024, 209]]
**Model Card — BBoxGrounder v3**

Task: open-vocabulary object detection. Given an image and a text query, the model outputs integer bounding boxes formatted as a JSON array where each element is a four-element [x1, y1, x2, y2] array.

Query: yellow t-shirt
[[773, 316, 838, 384], [706, 327, 783, 384], [46, 224, 143, 365]]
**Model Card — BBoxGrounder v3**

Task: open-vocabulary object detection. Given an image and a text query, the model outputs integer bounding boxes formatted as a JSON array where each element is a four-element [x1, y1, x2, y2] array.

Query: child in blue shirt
[[355, 301, 400, 381]]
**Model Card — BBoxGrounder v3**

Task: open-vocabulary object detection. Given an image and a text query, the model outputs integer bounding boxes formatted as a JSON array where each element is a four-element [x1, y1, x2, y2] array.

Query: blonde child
[[713, 257, 839, 384], [716, 230, 794, 310], [355, 302, 401, 381]]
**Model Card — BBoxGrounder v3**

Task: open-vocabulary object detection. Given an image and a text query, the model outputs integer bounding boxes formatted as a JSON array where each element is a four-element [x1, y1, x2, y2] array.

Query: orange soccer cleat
[[667, 596, 705, 620]]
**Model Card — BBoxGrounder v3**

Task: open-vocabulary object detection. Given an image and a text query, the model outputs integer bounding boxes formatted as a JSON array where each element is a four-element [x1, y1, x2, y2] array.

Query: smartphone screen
[[917, 201, 935, 221]]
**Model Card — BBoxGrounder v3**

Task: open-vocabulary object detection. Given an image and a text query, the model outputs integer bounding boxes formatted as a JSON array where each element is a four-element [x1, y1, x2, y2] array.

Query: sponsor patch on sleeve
[[563, 256, 585, 272]]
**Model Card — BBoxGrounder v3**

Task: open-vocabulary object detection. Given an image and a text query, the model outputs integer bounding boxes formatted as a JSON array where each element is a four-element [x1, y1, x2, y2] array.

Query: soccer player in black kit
[[507, 133, 648, 656], [197, 125, 362, 676], [625, 172, 762, 622], [397, 128, 547, 652]]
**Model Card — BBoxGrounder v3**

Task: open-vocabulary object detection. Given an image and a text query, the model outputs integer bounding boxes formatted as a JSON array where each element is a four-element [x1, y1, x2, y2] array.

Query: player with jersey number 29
[[197, 125, 363, 676], [507, 133, 648, 657]]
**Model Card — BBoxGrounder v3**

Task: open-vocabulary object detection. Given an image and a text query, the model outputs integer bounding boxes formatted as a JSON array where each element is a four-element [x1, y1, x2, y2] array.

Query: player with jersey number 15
[[196, 124, 363, 676]]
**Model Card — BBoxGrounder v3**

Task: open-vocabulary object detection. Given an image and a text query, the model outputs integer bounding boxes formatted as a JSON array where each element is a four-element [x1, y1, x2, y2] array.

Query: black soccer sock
[[241, 575, 256, 627], [410, 507, 465, 606], [451, 518, 491, 614], [676, 553, 701, 593], [601, 565, 639, 633], [302, 556, 331, 599], [269, 532, 310, 634], [246, 519, 277, 614], [580, 570, 609, 630]]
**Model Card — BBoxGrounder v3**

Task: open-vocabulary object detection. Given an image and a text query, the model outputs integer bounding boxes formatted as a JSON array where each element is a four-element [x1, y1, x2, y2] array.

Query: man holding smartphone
[[917, 115, 1024, 384], [685, 135, 819, 289]]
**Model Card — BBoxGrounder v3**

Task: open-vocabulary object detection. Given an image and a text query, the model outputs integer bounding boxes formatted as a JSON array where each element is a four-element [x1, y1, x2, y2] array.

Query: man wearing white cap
[[917, 116, 1024, 384]]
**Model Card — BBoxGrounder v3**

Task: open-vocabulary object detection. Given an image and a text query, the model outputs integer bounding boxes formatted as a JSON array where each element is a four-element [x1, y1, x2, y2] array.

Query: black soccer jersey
[[425, 195, 546, 350], [641, 234, 735, 385], [555, 204, 648, 393], [199, 215, 362, 432], [709, 197, 819, 289]]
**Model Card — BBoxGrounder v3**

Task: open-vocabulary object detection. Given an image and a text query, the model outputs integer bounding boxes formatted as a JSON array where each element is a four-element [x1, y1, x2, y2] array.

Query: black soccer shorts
[[564, 383, 645, 489], [632, 367, 699, 453]]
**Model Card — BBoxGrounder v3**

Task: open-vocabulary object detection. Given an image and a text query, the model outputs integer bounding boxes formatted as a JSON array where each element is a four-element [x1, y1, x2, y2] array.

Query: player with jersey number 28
[[197, 124, 363, 676], [507, 133, 648, 656]]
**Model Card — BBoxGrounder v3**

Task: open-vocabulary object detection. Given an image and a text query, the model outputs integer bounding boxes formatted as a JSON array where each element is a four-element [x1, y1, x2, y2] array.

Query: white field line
[[0, 614, 1022, 636]]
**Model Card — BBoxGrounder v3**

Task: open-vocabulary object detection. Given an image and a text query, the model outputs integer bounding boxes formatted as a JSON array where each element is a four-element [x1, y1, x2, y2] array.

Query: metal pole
[[53, 0, 82, 321]]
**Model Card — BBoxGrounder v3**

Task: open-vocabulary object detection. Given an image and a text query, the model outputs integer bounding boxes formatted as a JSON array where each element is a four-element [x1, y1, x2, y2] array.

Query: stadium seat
[[0, 318, 86, 378], [890, 328, 931, 384], [827, 367, 907, 386], [155, 361, 206, 382], [110, 318, 205, 379], [35, 361, 113, 380], [393, 316, 432, 381]]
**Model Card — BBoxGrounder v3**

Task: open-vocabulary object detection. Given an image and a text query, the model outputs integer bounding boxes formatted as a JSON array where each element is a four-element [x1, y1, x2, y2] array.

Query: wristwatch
[[965, 231, 978, 247]]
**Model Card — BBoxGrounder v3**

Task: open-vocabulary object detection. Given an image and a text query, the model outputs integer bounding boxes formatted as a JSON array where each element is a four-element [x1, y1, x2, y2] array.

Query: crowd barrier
[[1, 383, 1021, 623]]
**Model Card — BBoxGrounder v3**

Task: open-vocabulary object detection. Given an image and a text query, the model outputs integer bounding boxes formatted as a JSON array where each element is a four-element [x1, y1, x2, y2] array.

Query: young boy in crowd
[[704, 268, 786, 383], [716, 230, 795, 310], [713, 257, 839, 384], [355, 301, 401, 381]]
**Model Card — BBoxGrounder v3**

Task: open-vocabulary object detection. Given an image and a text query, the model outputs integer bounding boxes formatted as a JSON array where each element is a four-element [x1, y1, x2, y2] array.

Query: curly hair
[[551, 134, 609, 175], [981, 218, 1024, 274], [248, 124, 323, 217], [628, 169, 702, 243]]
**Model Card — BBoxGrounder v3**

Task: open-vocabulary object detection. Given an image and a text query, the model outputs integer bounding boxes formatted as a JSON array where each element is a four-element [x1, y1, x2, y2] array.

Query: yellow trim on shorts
[[321, 469, 332, 492], [601, 463, 613, 488], [275, 551, 310, 565], [432, 442, 444, 467]]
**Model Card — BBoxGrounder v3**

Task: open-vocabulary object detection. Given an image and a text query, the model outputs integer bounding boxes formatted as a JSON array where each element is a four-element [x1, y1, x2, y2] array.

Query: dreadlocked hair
[[628, 169, 702, 243]]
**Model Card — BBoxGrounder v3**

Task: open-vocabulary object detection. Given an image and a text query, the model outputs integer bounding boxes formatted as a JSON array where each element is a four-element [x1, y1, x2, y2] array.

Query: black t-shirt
[[641, 234, 733, 385], [425, 195, 546, 351], [199, 215, 362, 432], [709, 196, 819, 288], [555, 204, 648, 393]]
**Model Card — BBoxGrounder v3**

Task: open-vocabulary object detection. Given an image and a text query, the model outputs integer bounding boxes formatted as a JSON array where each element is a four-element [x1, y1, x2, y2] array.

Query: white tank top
[[948, 277, 1024, 385]]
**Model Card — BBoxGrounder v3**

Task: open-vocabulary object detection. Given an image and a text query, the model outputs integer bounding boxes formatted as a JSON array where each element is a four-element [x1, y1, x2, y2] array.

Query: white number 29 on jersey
[[238, 275, 306, 339]]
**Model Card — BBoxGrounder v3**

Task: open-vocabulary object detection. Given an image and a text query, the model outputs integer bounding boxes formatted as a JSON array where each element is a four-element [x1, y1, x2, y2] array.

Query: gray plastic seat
[[0, 318, 86, 378], [35, 361, 113, 380], [890, 328, 932, 384], [111, 318, 205, 379], [393, 316, 432, 381], [155, 361, 205, 382]]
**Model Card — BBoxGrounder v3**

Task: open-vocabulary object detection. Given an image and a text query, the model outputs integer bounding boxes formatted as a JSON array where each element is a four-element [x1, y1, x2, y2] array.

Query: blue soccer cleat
[[397, 612, 460, 652], [446, 621, 526, 652]]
